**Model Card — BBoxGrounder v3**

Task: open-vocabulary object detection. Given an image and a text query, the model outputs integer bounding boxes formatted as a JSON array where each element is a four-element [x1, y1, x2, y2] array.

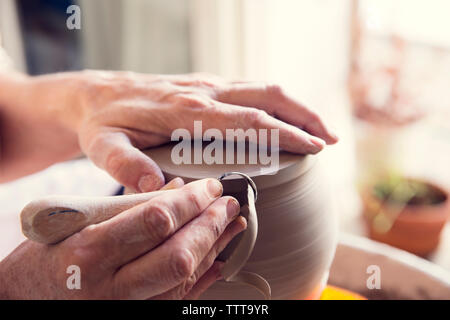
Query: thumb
[[82, 130, 165, 192]]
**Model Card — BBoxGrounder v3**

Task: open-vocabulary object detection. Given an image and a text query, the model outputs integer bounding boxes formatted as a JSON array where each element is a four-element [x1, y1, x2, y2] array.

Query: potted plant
[[362, 174, 450, 256]]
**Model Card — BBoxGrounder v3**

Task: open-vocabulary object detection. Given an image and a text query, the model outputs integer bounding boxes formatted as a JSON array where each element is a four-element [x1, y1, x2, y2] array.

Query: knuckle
[[245, 108, 269, 127], [63, 228, 101, 271], [105, 148, 128, 178], [308, 111, 321, 122], [192, 78, 217, 89], [211, 220, 223, 240], [176, 94, 209, 110], [206, 207, 225, 239], [185, 190, 203, 213], [265, 83, 285, 99], [169, 248, 196, 283], [82, 77, 114, 100], [143, 203, 175, 242]]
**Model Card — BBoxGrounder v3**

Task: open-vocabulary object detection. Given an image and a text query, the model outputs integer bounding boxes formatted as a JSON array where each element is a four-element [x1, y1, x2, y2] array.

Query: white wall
[[191, 0, 358, 231], [80, 0, 191, 73]]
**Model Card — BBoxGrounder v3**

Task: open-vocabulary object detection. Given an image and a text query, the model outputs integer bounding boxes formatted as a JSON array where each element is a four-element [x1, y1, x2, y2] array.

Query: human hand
[[2, 71, 337, 189], [0, 178, 246, 299], [72, 71, 338, 192]]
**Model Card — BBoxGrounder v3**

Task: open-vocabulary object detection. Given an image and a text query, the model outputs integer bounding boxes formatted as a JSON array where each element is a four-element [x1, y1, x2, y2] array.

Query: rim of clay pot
[[363, 179, 450, 223], [143, 142, 317, 190]]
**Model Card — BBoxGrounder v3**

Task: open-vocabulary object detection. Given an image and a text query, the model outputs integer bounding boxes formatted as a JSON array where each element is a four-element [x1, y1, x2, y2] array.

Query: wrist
[[0, 71, 87, 130], [0, 71, 30, 109], [0, 72, 83, 180], [26, 72, 87, 131]]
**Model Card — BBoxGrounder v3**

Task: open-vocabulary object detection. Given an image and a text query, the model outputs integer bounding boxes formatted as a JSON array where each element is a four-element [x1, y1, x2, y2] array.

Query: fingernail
[[226, 198, 240, 219], [207, 179, 223, 197], [329, 131, 339, 143], [138, 175, 162, 192], [309, 137, 325, 152]]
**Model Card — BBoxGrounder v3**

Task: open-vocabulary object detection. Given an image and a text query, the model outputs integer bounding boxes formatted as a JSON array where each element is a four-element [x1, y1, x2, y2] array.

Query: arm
[[0, 71, 82, 182], [0, 70, 338, 188]]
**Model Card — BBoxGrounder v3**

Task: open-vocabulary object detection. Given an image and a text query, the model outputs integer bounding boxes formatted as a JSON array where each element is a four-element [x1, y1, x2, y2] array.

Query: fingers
[[216, 82, 338, 145], [211, 102, 326, 154], [151, 216, 247, 300], [86, 178, 223, 269], [113, 196, 241, 299], [81, 130, 165, 192]]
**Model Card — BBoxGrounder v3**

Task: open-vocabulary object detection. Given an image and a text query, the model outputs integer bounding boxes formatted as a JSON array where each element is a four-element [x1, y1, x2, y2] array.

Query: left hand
[[0, 70, 337, 189], [75, 71, 338, 192]]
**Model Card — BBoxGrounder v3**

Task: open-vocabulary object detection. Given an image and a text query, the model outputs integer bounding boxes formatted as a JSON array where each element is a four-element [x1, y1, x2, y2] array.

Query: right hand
[[0, 178, 246, 299]]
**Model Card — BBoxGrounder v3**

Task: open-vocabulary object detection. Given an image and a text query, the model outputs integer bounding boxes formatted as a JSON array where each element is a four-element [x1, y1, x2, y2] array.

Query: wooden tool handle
[[20, 191, 165, 244]]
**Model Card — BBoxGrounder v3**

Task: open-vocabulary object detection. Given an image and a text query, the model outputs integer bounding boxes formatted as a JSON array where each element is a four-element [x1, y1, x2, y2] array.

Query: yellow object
[[319, 285, 367, 300]]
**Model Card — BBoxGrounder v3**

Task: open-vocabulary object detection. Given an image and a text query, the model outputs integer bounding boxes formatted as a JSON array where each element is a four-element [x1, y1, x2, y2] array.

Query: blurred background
[[1, 0, 450, 274]]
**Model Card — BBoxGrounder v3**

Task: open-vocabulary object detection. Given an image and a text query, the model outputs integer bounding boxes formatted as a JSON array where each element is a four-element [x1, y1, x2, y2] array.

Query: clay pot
[[362, 179, 450, 256], [125, 143, 338, 299]]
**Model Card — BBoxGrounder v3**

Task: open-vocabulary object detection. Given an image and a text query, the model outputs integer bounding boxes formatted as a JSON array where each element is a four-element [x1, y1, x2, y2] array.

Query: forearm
[[0, 71, 83, 182]]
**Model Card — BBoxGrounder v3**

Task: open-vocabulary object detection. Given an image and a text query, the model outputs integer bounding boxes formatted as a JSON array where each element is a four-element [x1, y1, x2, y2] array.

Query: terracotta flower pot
[[362, 179, 450, 256]]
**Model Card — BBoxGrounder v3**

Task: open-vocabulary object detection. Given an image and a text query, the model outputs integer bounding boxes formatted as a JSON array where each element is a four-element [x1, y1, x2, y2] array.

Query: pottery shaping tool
[[21, 178, 184, 243], [20, 190, 167, 244]]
